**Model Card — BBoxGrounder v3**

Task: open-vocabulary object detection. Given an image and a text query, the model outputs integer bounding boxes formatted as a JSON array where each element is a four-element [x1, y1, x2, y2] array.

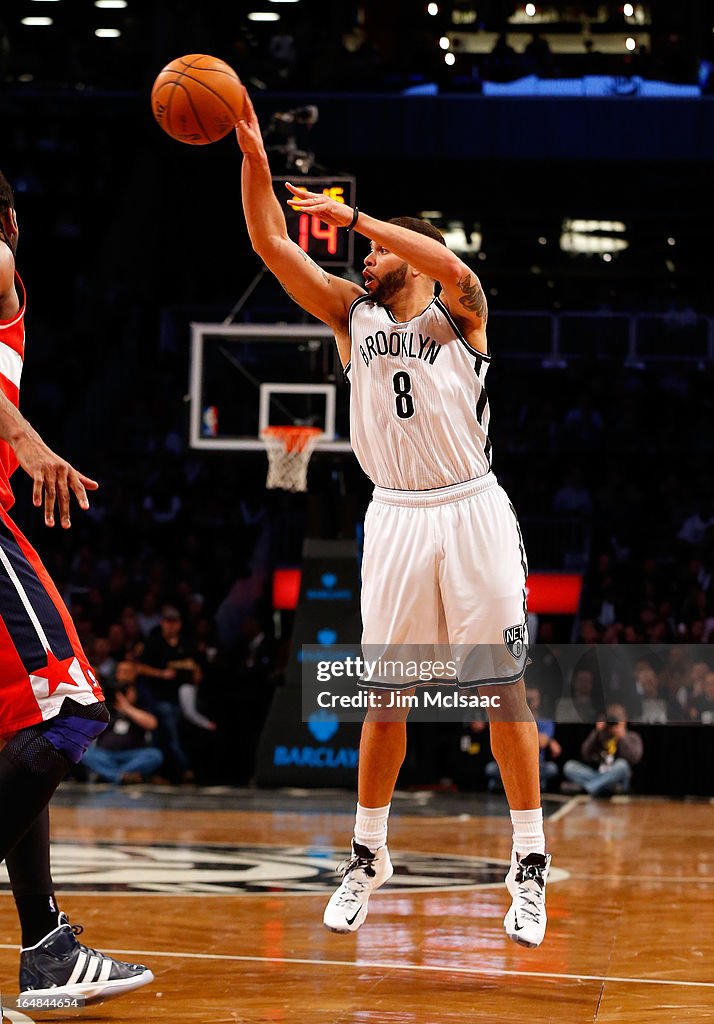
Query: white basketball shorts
[[360, 473, 528, 687]]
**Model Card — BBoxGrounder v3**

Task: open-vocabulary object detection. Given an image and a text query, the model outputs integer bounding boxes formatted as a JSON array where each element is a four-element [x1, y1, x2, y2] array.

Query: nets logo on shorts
[[0, 842, 566, 895], [503, 624, 527, 659]]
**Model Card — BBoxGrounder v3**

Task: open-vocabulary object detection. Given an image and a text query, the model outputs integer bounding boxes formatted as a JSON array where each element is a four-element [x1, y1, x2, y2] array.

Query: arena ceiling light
[[248, 11, 280, 19], [96, 27, 121, 36], [444, 52, 456, 65], [21, 16, 53, 24], [625, 36, 636, 50], [440, 222, 482, 254], [427, 3, 439, 13], [624, 3, 634, 15], [525, 3, 536, 15], [439, 36, 450, 49], [95, 1, 128, 7], [560, 218, 628, 254]]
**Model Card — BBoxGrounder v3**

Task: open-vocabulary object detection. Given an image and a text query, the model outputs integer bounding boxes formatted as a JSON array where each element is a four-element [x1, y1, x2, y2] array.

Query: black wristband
[[345, 206, 359, 231]]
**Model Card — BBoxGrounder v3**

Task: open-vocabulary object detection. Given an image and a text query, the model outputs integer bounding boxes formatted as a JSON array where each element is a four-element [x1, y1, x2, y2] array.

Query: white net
[[261, 426, 323, 493]]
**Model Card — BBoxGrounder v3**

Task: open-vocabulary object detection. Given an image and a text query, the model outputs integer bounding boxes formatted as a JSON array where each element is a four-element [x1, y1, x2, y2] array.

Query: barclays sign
[[305, 572, 353, 601]]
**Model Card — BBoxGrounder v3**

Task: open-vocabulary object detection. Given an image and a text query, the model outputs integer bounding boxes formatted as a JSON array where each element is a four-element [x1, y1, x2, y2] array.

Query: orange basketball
[[151, 54, 244, 145]]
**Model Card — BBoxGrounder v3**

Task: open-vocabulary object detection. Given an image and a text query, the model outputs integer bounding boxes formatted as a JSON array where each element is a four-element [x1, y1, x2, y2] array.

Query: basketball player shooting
[[236, 91, 551, 949], [0, 171, 153, 1003]]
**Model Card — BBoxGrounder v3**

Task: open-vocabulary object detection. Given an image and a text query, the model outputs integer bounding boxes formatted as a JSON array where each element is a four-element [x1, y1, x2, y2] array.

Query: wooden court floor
[[1, 792, 712, 1023]]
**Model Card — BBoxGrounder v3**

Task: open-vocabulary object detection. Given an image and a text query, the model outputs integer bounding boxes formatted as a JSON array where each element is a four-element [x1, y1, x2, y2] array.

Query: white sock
[[510, 807, 545, 857], [354, 802, 390, 851]]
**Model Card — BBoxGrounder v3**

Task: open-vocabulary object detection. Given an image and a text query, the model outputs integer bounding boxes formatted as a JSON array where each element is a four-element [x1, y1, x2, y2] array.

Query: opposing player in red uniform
[[0, 170, 154, 1003]]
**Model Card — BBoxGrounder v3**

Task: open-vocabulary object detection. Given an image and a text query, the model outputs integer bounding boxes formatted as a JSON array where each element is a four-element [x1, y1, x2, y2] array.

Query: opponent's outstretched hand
[[235, 88, 264, 156], [13, 429, 98, 529], [284, 183, 355, 228]]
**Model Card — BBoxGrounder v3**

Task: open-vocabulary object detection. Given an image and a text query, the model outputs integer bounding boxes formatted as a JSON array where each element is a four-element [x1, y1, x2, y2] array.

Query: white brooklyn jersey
[[346, 294, 492, 490]]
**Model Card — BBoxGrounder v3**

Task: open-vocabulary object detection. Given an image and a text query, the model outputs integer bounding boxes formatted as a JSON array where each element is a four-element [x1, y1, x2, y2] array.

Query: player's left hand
[[13, 429, 99, 528], [285, 182, 354, 228]]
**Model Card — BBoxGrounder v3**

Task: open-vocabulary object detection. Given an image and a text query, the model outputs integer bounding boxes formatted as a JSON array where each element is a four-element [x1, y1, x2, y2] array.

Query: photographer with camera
[[83, 662, 163, 785], [562, 703, 643, 798]]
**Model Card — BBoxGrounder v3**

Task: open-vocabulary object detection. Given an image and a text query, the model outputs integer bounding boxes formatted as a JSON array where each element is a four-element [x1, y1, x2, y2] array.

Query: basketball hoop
[[261, 425, 323, 492]]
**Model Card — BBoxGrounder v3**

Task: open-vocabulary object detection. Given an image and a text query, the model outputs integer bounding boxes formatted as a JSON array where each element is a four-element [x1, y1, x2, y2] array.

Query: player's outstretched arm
[[235, 90, 361, 331], [285, 187, 488, 354], [0, 394, 98, 528]]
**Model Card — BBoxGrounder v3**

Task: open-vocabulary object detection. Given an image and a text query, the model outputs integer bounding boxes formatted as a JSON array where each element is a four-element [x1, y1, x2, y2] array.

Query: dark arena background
[[0, 2, 713, 1021]]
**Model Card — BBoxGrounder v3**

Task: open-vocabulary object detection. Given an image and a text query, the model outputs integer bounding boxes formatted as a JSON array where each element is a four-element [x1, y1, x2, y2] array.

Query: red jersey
[[0, 272, 104, 733], [0, 272, 25, 510]]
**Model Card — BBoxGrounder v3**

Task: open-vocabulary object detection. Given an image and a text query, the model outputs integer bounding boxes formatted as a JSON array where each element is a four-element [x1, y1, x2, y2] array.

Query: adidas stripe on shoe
[[19, 913, 154, 1005]]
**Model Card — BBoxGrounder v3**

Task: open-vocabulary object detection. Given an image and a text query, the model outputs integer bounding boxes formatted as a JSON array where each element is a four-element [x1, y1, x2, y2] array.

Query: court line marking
[[1, 944, 706, 990], [0, 882, 541, 898], [544, 795, 586, 822]]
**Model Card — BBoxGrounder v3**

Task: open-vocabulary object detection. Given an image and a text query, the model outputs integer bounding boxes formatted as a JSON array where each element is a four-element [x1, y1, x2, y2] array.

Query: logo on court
[[0, 843, 567, 896], [503, 624, 527, 659]]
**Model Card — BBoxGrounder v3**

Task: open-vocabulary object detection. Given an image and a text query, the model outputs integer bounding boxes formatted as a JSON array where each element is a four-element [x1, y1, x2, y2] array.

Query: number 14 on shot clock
[[272, 176, 356, 268]]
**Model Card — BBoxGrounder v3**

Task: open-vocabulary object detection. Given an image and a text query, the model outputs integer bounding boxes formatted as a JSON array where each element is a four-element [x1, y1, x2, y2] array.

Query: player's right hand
[[235, 88, 263, 155], [13, 430, 98, 528]]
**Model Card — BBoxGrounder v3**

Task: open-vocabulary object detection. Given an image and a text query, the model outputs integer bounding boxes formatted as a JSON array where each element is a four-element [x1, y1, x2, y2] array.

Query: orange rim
[[261, 426, 323, 453]]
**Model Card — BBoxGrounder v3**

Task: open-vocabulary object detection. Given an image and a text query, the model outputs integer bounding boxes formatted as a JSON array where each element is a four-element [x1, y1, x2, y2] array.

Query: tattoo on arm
[[456, 272, 488, 319], [300, 249, 331, 284], [278, 280, 298, 302]]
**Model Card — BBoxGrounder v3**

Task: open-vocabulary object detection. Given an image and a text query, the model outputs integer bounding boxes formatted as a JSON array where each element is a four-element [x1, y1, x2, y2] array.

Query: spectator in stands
[[137, 590, 162, 638], [582, 38, 604, 74], [136, 605, 199, 782], [552, 467, 593, 517], [178, 675, 218, 783], [677, 498, 714, 546], [524, 30, 553, 77], [563, 393, 604, 452], [563, 704, 643, 798], [556, 666, 600, 723], [633, 658, 668, 723], [661, 647, 694, 721], [83, 663, 163, 784], [486, 33, 520, 82], [92, 636, 117, 686], [688, 669, 714, 725], [485, 685, 561, 791]]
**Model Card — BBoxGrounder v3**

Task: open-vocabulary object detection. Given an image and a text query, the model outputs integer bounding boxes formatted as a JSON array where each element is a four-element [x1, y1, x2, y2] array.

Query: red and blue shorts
[[0, 506, 103, 738]]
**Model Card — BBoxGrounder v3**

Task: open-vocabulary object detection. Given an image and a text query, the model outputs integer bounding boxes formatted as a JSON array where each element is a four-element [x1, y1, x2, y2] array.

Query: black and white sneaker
[[504, 850, 551, 948], [323, 840, 393, 933], [19, 913, 154, 1005]]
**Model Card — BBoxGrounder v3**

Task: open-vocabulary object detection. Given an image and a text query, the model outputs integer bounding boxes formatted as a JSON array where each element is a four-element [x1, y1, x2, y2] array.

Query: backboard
[[188, 323, 352, 453]]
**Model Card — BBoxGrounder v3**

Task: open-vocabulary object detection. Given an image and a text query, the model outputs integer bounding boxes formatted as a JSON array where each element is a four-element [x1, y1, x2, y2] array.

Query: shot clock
[[272, 176, 356, 268]]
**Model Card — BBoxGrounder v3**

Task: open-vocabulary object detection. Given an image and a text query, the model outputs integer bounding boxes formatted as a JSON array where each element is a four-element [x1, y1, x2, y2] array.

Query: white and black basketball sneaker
[[19, 913, 154, 1005], [504, 850, 551, 948], [323, 840, 393, 933]]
